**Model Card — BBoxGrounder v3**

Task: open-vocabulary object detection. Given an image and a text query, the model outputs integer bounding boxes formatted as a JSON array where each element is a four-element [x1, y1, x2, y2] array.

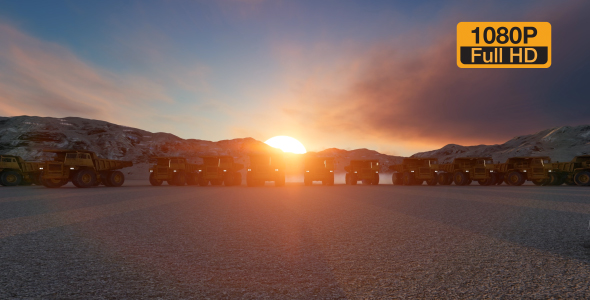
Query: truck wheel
[[496, 173, 504, 185], [345, 173, 350, 185], [532, 179, 545, 186], [1, 170, 23, 186], [350, 174, 357, 185], [402, 172, 413, 186], [149, 173, 163, 186], [437, 173, 448, 185], [453, 172, 468, 186], [372, 173, 380, 185], [506, 171, 525, 186], [108, 171, 125, 187], [489, 173, 498, 185], [42, 178, 68, 188], [32, 173, 43, 186], [426, 174, 437, 186], [173, 173, 186, 186], [549, 173, 564, 186], [233, 173, 242, 186], [564, 176, 576, 186], [223, 174, 234, 186], [574, 171, 590, 186], [304, 174, 312, 186], [392, 173, 402, 185], [72, 169, 97, 188]]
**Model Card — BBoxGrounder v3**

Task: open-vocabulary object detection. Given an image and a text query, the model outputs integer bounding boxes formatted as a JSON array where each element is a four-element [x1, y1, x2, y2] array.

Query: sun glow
[[264, 136, 307, 154]]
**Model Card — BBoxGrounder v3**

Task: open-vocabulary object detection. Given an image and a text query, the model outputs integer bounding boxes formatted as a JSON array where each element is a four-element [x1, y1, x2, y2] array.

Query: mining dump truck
[[389, 158, 438, 186], [303, 156, 335, 185], [246, 154, 285, 187], [41, 150, 133, 188], [198, 156, 243, 186], [551, 155, 590, 186], [437, 157, 498, 186], [0, 155, 43, 186], [149, 157, 200, 186], [345, 160, 380, 185], [496, 156, 559, 186]]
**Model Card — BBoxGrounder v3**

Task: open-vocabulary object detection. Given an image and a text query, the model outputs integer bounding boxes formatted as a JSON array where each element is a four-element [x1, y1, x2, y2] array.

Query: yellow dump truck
[[550, 155, 590, 186], [496, 156, 558, 186], [0, 155, 43, 186], [437, 157, 498, 186], [345, 160, 380, 185], [198, 156, 243, 186], [246, 154, 285, 187], [149, 157, 200, 186], [303, 156, 335, 186], [389, 158, 438, 186], [41, 150, 133, 188]]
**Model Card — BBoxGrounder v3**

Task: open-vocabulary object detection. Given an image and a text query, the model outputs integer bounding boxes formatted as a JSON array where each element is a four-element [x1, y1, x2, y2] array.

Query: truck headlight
[[70, 167, 75, 170], [523, 170, 527, 172], [173, 170, 177, 172], [275, 169, 279, 172], [223, 170, 227, 172], [306, 170, 309, 172], [329, 170, 333, 173], [150, 170, 153, 172], [354, 171, 357, 173], [198, 170, 202, 172], [465, 170, 469, 172], [490, 170, 494, 172], [39, 167, 43, 170], [548, 170, 552, 172], [248, 169, 251, 172], [376, 171, 379, 173], [411, 171, 414, 173]]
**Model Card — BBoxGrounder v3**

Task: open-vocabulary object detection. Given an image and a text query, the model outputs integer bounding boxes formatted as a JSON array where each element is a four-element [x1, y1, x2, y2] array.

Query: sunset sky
[[1, 0, 589, 156]]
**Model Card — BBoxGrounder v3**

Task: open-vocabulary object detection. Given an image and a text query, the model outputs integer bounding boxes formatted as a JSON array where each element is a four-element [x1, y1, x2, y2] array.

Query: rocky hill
[[0, 116, 402, 179], [412, 125, 590, 163]]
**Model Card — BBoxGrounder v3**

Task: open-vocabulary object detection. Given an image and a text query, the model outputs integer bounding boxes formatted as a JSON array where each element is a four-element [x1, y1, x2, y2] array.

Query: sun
[[264, 136, 307, 154]]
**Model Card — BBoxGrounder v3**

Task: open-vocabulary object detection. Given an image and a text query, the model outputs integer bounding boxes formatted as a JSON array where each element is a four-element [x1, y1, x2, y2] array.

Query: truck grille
[[475, 168, 486, 173], [419, 167, 430, 173], [157, 167, 168, 173], [533, 168, 544, 173], [207, 167, 218, 173], [48, 164, 62, 171]]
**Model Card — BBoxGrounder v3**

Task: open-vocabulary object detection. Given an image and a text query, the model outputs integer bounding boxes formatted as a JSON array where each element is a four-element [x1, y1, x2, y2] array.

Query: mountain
[[412, 125, 590, 164], [0, 116, 402, 179]]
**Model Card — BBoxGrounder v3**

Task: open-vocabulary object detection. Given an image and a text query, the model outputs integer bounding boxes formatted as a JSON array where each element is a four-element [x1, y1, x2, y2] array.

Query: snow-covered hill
[[412, 126, 590, 163]]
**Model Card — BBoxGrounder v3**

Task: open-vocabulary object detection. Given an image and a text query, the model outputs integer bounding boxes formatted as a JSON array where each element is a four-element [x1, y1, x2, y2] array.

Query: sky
[[0, 0, 589, 156]]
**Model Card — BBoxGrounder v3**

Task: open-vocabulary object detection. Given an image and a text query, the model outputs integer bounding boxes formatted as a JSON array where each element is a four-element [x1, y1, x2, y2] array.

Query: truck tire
[[108, 171, 125, 187], [532, 179, 547, 186], [506, 171, 525, 186], [173, 173, 186, 186], [549, 173, 564, 186], [246, 173, 255, 187], [426, 174, 437, 186], [453, 172, 468, 186], [32, 173, 43, 186], [373, 173, 380, 185], [345, 173, 350, 185], [72, 169, 97, 188], [392, 173, 402, 185], [496, 173, 504, 185], [437, 173, 449, 185], [327, 174, 335, 186], [350, 173, 357, 185], [402, 172, 413, 186], [574, 171, 590, 186], [149, 172, 163, 186], [1, 170, 23, 186], [304, 174, 312, 186], [233, 173, 242, 186], [42, 178, 68, 188], [564, 176, 576, 186]]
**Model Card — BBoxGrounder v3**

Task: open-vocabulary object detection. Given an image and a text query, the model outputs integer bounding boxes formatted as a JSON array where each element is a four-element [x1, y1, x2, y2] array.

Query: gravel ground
[[2, 181, 590, 299]]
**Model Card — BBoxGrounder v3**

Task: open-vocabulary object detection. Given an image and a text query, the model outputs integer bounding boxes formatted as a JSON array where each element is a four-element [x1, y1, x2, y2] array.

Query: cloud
[[278, 0, 590, 153], [0, 23, 175, 122]]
